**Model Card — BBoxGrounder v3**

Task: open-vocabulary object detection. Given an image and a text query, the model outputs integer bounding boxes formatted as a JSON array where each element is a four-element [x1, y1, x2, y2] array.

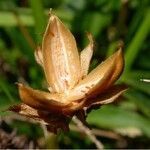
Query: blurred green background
[[0, 0, 150, 149]]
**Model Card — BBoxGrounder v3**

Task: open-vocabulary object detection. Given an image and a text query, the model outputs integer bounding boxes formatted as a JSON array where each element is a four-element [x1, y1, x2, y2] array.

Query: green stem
[[125, 8, 150, 72]]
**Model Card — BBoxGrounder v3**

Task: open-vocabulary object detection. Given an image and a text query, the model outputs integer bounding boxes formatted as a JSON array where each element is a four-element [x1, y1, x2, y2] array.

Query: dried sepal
[[75, 84, 128, 125], [38, 111, 71, 133], [87, 49, 124, 98], [67, 49, 122, 101], [34, 46, 43, 67], [85, 84, 127, 108], [8, 13, 126, 134], [17, 83, 86, 115], [104, 48, 124, 89], [42, 14, 81, 93], [9, 103, 40, 120], [9, 103, 71, 134], [80, 33, 94, 78], [17, 83, 71, 112]]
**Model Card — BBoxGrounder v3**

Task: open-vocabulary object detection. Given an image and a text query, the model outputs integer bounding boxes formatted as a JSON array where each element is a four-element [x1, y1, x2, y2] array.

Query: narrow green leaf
[[5, 28, 33, 61], [124, 90, 150, 118], [87, 105, 150, 137], [28, 0, 46, 42], [0, 79, 14, 103], [125, 9, 150, 71]]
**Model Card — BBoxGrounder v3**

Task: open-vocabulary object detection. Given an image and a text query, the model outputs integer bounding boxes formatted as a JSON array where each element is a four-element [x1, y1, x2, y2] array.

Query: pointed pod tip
[[108, 47, 123, 62], [15, 82, 21, 87], [111, 47, 123, 63], [15, 82, 23, 87], [49, 8, 53, 15], [86, 32, 92, 39], [116, 47, 123, 56], [48, 8, 56, 18], [49, 13, 58, 22], [47, 14, 59, 32], [47, 8, 58, 23], [86, 32, 93, 44]]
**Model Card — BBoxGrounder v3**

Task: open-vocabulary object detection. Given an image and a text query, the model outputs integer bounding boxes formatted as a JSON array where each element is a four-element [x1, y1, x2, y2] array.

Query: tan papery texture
[[9, 13, 127, 134], [42, 15, 81, 93]]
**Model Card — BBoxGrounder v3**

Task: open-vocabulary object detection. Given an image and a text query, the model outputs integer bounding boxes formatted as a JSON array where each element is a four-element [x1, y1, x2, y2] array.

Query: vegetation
[[0, 0, 150, 148]]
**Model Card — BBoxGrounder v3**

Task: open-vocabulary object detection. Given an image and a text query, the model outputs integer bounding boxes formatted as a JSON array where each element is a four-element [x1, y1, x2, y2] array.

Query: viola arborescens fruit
[[9, 13, 127, 134]]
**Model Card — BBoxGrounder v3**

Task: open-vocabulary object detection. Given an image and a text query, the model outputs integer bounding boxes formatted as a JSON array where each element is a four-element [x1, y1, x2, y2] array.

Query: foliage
[[0, 0, 150, 148]]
